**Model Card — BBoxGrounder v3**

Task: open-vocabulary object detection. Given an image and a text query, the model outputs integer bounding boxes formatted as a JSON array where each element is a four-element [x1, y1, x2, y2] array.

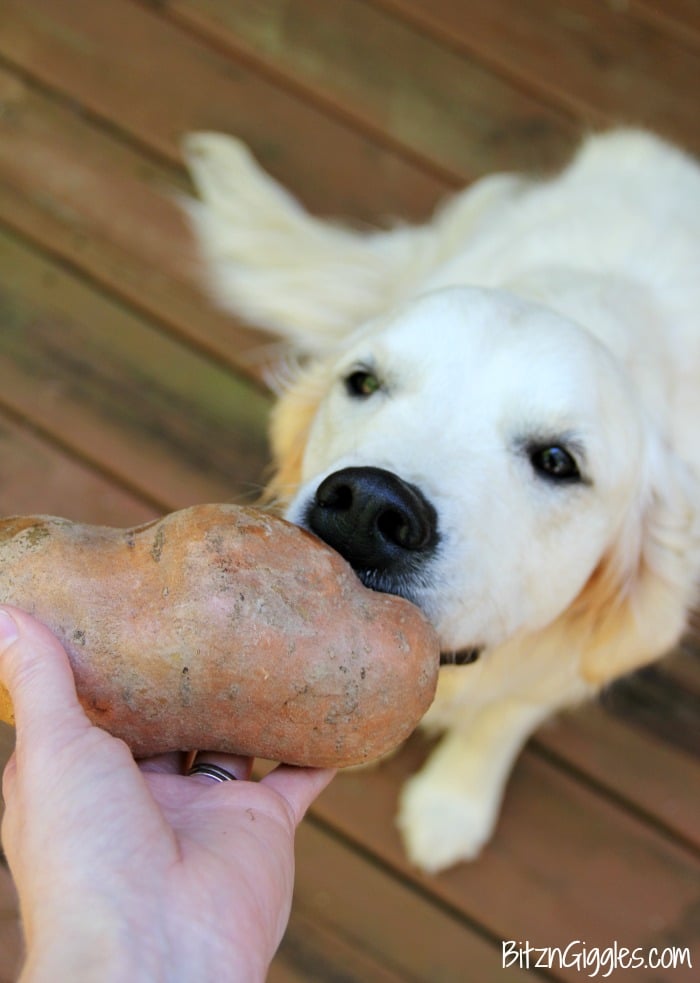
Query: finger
[[138, 751, 188, 776], [187, 751, 253, 783], [261, 766, 336, 826], [0, 607, 91, 751]]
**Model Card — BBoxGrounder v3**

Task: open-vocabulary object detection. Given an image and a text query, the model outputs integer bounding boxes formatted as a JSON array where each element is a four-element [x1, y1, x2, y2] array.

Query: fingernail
[[0, 609, 19, 650]]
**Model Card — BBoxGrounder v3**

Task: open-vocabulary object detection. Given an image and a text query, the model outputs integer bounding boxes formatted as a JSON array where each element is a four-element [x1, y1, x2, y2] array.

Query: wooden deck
[[0, 1, 699, 979]]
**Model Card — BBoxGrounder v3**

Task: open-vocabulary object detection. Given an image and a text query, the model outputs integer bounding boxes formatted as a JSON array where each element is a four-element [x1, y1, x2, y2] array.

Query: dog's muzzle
[[305, 467, 439, 592], [305, 468, 482, 668]]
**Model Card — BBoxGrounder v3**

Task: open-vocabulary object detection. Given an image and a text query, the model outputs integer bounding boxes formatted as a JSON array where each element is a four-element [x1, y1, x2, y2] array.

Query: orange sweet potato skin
[[0, 505, 439, 767]]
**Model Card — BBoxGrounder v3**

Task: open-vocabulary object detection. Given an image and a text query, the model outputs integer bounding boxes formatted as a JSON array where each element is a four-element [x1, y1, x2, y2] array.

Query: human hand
[[0, 606, 334, 982]]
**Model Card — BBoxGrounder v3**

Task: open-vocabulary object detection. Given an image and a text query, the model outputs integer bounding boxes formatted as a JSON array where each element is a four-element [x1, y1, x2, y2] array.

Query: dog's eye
[[345, 369, 381, 398], [530, 445, 581, 482]]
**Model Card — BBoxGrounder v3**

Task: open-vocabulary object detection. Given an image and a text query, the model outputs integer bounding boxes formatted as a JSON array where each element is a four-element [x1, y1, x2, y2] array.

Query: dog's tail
[[182, 133, 521, 354]]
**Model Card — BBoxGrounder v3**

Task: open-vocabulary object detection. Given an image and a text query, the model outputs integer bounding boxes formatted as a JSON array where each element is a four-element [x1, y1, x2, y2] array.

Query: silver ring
[[188, 762, 238, 783]]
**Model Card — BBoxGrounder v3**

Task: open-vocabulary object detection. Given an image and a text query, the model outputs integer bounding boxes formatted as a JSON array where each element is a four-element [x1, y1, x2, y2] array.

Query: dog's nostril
[[308, 466, 438, 571], [316, 478, 353, 512], [377, 507, 430, 550], [377, 508, 409, 547]]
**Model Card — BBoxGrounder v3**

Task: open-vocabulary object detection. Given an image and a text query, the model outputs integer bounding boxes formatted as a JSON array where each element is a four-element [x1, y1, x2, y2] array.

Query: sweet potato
[[0, 505, 439, 767]]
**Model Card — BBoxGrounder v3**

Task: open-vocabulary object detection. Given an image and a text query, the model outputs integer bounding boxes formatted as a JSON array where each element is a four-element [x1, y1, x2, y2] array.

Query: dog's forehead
[[339, 286, 643, 466], [355, 286, 616, 391]]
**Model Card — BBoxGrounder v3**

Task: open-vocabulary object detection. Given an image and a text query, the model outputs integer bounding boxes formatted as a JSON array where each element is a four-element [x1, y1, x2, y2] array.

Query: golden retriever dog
[[182, 129, 700, 871]]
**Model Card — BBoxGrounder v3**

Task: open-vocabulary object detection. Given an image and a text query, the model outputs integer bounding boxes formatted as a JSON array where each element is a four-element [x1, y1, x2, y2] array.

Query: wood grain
[[161, 0, 578, 180], [0, 227, 271, 510], [374, 0, 700, 153], [0, 67, 276, 384], [315, 735, 700, 982], [0, 0, 444, 224]]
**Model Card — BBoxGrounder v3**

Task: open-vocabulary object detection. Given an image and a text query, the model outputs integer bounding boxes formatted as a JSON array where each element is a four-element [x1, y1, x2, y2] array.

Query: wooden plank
[[537, 701, 700, 852], [375, 0, 700, 154], [314, 736, 700, 982], [273, 907, 404, 983], [0, 67, 276, 385], [0, 226, 271, 511], [0, 865, 21, 983], [0, 407, 157, 526], [601, 661, 700, 759], [0, 0, 444, 224], [0, 39, 563, 393], [631, 0, 700, 48], [284, 819, 542, 983], [159, 0, 578, 181], [664, 640, 700, 690]]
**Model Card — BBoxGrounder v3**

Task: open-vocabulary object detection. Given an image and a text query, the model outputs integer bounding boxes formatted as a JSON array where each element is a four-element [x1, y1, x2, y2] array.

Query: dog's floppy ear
[[181, 132, 430, 356], [576, 437, 700, 684]]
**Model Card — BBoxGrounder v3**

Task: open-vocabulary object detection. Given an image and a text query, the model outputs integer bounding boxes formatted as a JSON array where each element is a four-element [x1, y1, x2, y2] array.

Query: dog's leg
[[182, 133, 525, 353], [397, 699, 550, 872]]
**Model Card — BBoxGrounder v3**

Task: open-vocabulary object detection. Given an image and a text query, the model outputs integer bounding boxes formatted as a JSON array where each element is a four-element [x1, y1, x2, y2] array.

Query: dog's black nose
[[307, 467, 438, 572]]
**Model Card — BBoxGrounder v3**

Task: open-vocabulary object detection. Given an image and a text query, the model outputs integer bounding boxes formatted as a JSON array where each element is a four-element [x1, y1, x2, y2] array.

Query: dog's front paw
[[397, 773, 496, 873]]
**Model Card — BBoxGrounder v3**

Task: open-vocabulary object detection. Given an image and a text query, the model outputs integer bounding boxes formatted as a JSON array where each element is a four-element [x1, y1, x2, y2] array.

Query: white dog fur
[[183, 129, 700, 872]]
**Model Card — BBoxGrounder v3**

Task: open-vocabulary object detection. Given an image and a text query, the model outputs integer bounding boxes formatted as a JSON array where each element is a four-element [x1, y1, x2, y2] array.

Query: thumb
[[0, 606, 90, 749]]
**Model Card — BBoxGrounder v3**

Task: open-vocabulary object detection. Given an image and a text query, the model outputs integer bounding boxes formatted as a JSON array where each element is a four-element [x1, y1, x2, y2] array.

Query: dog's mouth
[[353, 566, 483, 668], [440, 648, 482, 666], [353, 563, 426, 603]]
